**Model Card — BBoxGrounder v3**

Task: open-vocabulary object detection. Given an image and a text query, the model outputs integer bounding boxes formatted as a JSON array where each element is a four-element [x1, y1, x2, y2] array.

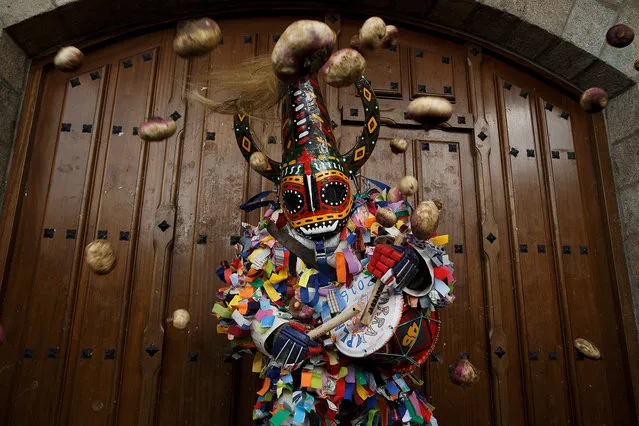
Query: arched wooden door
[[0, 15, 635, 426]]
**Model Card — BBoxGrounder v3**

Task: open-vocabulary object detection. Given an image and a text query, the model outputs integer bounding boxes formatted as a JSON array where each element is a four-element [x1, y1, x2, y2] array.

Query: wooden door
[[0, 14, 636, 426]]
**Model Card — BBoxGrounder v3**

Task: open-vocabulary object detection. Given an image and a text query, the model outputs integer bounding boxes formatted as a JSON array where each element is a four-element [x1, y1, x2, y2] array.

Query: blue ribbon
[[216, 266, 226, 283], [363, 177, 390, 192], [240, 190, 277, 212]]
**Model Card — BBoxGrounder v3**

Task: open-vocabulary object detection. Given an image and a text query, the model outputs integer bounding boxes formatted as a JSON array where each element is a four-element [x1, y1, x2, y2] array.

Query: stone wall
[[0, 18, 27, 210], [607, 85, 639, 334], [0, 0, 637, 332]]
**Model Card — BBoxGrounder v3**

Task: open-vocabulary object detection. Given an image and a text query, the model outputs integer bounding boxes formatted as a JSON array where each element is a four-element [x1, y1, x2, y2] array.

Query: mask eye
[[282, 190, 304, 214], [320, 181, 349, 206]]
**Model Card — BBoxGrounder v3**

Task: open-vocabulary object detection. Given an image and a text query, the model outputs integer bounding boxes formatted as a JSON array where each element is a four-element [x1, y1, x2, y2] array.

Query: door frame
[[0, 11, 637, 422]]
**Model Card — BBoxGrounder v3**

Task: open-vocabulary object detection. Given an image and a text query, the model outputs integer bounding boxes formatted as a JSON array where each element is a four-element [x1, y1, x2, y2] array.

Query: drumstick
[[360, 234, 405, 326], [307, 302, 364, 340]]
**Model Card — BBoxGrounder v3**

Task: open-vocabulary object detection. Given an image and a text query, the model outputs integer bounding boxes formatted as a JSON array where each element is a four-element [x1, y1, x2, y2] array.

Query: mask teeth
[[300, 220, 338, 236]]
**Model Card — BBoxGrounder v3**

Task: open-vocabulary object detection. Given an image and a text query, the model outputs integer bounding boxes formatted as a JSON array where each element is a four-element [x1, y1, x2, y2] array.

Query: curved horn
[[234, 114, 282, 183], [341, 76, 380, 175]]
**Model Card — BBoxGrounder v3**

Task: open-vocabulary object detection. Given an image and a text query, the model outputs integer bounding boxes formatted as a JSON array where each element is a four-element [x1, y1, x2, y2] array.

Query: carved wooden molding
[[466, 43, 510, 426]]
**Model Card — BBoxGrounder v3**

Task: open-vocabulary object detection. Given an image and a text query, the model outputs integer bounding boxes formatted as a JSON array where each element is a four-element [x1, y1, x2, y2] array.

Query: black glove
[[368, 244, 421, 291], [270, 324, 319, 366]]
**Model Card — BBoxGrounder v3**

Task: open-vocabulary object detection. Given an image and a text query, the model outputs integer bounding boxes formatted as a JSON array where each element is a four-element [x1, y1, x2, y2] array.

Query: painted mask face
[[280, 165, 352, 238], [279, 79, 353, 238]]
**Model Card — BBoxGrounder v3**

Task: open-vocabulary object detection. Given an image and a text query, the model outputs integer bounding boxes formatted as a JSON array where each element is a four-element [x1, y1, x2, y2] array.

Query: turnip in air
[[381, 25, 399, 48], [85, 240, 116, 275], [138, 117, 177, 142], [169, 309, 191, 330], [389, 138, 408, 154], [387, 187, 405, 203], [250, 152, 270, 173], [359, 17, 387, 50], [375, 207, 397, 228], [406, 96, 453, 126], [271, 20, 336, 81], [411, 199, 442, 240], [399, 175, 419, 197], [606, 24, 634, 48], [54, 46, 84, 72], [321, 48, 366, 88], [579, 87, 608, 113], [174, 18, 222, 57]]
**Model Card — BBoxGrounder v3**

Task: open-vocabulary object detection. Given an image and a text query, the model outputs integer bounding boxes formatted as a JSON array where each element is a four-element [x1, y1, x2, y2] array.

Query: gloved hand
[[367, 244, 421, 291], [270, 323, 319, 366]]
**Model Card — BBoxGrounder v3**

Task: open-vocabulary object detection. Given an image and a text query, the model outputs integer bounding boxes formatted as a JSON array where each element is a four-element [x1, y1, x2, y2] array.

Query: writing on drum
[[333, 274, 394, 352]]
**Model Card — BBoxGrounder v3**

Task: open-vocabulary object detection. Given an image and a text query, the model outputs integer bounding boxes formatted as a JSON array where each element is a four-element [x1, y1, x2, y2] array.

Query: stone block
[[618, 181, 639, 238], [427, 0, 479, 29], [535, 40, 597, 80], [460, 4, 521, 44], [572, 59, 635, 97], [53, 0, 80, 6], [622, 232, 639, 321], [563, 0, 617, 56], [599, 0, 639, 82], [606, 85, 639, 141], [0, 0, 54, 27], [502, 20, 558, 60], [610, 132, 639, 188], [0, 105, 15, 216], [521, 0, 574, 36], [478, 0, 526, 17], [0, 31, 26, 92]]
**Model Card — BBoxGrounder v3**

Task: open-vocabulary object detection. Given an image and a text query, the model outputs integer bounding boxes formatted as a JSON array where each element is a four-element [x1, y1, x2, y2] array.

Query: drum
[[333, 272, 441, 373], [333, 273, 403, 357], [370, 308, 440, 372]]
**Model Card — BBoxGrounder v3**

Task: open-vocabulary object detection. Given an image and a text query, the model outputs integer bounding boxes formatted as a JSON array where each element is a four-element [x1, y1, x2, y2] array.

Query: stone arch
[[1, 0, 637, 95]]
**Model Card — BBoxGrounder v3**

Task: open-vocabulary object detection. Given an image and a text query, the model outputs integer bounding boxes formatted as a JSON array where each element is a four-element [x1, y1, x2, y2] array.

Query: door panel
[[0, 64, 107, 425], [415, 132, 492, 426], [542, 99, 633, 425], [498, 80, 572, 425]]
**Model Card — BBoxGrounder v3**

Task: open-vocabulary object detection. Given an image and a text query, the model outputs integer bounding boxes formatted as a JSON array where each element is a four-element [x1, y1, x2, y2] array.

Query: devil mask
[[234, 75, 380, 239]]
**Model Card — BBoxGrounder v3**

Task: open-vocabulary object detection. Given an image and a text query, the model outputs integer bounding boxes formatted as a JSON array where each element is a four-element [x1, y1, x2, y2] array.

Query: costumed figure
[[203, 19, 456, 426]]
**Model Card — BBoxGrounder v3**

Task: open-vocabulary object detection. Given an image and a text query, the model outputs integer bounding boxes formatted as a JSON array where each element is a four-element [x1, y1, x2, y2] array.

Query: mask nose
[[304, 173, 320, 213]]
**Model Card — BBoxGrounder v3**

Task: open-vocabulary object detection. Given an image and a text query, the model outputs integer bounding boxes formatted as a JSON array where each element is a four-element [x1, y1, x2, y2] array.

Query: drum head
[[371, 309, 441, 373], [333, 273, 404, 358]]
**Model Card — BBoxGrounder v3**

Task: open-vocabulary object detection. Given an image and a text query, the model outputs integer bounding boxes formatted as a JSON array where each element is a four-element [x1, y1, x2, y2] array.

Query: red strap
[[289, 321, 306, 332], [334, 379, 345, 402]]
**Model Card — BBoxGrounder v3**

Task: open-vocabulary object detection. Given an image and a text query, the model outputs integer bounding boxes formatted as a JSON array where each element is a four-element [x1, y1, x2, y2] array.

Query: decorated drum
[[332, 272, 442, 372], [333, 273, 403, 357], [371, 308, 440, 373]]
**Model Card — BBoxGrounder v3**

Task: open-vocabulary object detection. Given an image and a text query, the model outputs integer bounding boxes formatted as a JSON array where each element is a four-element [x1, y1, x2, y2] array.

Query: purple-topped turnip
[[606, 24, 634, 48], [580, 87, 608, 113], [321, 48, 366, 88], [381, 25, 399, 48], [271, 20, 336, 81], [449, 354, 480, 386], [139, 117, 177, 142]]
